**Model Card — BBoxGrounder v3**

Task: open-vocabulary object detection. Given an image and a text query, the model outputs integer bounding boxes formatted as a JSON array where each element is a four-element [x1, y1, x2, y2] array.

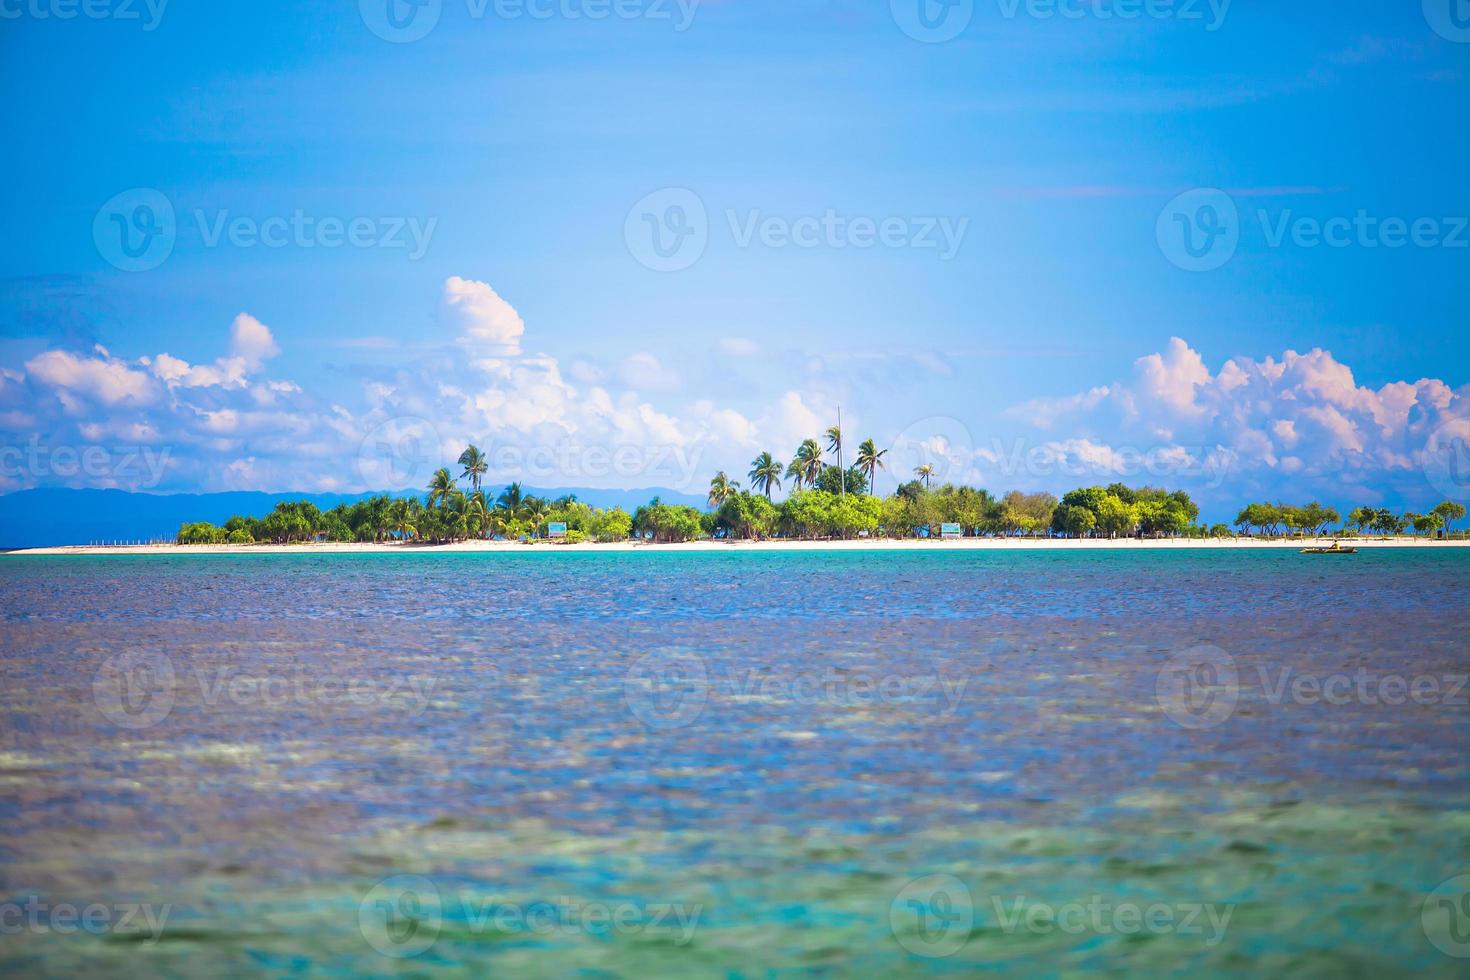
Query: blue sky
[[1, 0, 1467, 519]]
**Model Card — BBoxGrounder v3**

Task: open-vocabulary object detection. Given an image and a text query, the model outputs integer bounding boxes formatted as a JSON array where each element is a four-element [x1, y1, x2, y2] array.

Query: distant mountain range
[[0, 486, 705, 550]]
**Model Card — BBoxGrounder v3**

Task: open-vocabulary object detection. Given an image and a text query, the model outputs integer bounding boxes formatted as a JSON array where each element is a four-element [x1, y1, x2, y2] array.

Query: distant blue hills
[[0, 486, 705, 550]]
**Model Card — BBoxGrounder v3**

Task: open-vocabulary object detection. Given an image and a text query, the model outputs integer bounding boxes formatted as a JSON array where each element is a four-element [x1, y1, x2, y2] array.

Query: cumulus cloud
[[1003, 336, 1468, 504], [24, 347, 156, 407], [440, 276, 525, 358]]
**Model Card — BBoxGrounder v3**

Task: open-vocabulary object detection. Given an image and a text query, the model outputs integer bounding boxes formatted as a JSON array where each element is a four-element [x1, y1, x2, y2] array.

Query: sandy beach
[[9, 536, 1468, 555]]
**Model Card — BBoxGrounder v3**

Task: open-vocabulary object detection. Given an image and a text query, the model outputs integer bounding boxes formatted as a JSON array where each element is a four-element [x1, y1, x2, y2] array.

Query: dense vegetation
[[177, 435, 1468, 545]]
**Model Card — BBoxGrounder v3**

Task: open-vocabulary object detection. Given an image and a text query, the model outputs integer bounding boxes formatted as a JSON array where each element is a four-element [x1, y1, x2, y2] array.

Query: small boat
[[1301, 543, 1357, 555]]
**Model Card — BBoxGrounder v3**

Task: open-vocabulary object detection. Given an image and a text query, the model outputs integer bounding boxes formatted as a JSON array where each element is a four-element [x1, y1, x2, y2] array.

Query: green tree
[[1095, 494, 1137, 538], [793, 438, 824, 488], [1432, 500, 1466, 535], [427, 468, 457, 509], [748, 451, 784, 500], [457, 445, 488, 493], [708, 471, 738, 508], [855, 438, 888, 496]]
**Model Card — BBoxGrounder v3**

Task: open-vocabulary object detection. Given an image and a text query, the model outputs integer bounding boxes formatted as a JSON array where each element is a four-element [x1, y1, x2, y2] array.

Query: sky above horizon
[[1, 0, 1468, 520]]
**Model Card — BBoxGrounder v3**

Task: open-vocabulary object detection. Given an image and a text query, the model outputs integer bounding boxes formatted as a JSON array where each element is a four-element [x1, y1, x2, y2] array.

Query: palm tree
[[427, 467, 457, 508], [527, 502, 551, 540], [496, 481, 526, 518], [914, 463, 935, 488], [458, 445, 488, 493], [856, 438, 888, 495], [708, 471, 738, 508], [786, 459, 805, 491], [444, 491, 471, 541], [468, 488, 491, 539], [825, 425, 844, 495], [793, 438, 824, 488], [748, 451, 783, 500], [390, 498, 417, 542]]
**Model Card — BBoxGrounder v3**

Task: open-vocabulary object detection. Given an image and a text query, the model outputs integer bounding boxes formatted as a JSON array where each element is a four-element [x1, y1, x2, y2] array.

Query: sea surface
[[1, 549, 1468, 976]]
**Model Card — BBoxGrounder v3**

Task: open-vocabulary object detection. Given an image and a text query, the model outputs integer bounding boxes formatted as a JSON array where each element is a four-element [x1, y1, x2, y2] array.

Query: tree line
[[176, 436, 1469, 545]]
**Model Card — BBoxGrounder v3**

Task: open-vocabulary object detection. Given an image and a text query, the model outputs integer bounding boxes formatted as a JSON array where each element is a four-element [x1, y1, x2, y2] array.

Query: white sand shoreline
[[7, 537, 1468, 556]]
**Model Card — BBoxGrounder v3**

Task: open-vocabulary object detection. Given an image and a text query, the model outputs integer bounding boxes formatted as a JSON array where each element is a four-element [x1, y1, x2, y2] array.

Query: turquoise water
[[1, 550, 1468, 976]]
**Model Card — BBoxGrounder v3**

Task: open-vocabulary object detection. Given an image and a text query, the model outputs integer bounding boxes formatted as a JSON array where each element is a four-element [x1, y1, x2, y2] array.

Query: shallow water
[[1, 550, 1468, 976]]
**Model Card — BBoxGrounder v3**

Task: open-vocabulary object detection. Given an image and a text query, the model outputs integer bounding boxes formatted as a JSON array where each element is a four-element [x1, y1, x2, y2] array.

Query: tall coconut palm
[[793, 438, 824, 488], [427, 467, 457, 508], [748, 451, 783, 500], [856, 438, 888, 495], [826, 425, 844, 495], [914, 463, 935, 488], [444, 491, 471, 541], [496, 481, 526, 518], [468, 488, 491, 539], [390, 498, 417, 542], [458, 445, 488, 493], [708, 471, 738, 508], [786, 459, 805, 491]]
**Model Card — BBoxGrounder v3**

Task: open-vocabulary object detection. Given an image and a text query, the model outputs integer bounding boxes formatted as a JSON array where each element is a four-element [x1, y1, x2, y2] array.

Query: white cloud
[[441, 276, 525, 358], [24, 348, 156, 406], [229, 313, 280, 369], [1004, 337, 1468, 502]]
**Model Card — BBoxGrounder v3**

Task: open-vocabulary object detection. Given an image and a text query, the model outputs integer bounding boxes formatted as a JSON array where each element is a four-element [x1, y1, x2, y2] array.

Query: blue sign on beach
[[547, 522, 568, 538], [941, 523, 962, 539]]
